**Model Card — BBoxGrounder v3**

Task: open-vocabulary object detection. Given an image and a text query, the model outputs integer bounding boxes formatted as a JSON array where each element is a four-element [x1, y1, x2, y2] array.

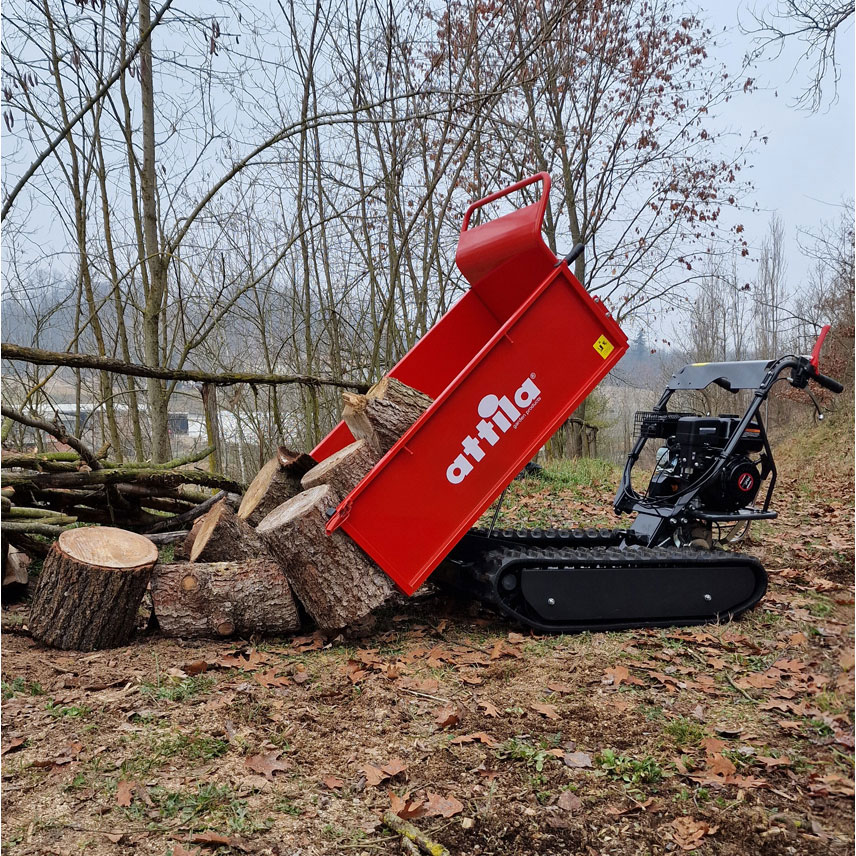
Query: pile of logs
[[20, 376, 434, 649], [1, 404, 245, 591]]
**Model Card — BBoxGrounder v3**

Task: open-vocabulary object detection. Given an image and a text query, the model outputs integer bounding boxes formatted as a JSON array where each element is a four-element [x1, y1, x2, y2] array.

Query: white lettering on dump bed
[[446, 377, 541, 484]]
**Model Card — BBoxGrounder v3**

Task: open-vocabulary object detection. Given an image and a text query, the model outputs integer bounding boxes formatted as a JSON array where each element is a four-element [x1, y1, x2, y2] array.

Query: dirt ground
[[2, 415, 853, 856]]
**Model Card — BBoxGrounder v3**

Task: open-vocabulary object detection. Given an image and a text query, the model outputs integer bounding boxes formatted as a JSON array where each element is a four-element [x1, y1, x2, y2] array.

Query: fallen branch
[[1, 343, 369, 391], [1, 521, 72, 537], [400, 837, 420, 855], [145, 531, 191, 546], [4, 507, 76, 520], [1, 467, 243, 493], [1, 451, 81, 471], [381, 812, 450, 856], [1, 405, 101, 468], [5, 532, 50, 558], [145, 490, 226, 534]]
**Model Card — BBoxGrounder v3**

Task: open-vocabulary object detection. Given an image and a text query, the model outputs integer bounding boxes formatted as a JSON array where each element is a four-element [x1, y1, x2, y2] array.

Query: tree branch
[[1, 404, 101, 469], [1, 0, 174, 221], [1, 343, 369, 391]]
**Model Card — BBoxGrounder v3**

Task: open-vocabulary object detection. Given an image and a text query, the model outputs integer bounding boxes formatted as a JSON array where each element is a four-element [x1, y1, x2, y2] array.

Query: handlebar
[[812, 371, 844, 394], [782, 354, 844, 395]]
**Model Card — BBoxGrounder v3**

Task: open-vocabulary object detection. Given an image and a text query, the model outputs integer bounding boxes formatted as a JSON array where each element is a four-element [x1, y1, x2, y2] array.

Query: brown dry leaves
[[666, 816, 719, 851], [388, 790, 464, 819], [362, 757, 408, 787], [245, 751, 289, 780]]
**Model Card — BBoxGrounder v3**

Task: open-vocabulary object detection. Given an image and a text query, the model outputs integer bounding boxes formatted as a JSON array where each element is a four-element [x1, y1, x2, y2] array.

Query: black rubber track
[[441, 538, 768, 634]]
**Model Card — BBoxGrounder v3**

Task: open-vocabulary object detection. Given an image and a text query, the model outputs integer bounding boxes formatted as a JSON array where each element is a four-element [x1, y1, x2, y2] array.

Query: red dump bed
[[314, 174, 628, 595]]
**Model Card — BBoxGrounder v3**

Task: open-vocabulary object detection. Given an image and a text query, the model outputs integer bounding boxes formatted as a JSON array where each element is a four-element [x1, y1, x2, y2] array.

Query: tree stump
[[29, 527, 158, 651], [257, 484, 393, 630], [342, 376, 433, 455], [189, 499, 266, 563], [300, 439, 378, 498], [150, 558, 299, 638], [238, 450, 316, 526]]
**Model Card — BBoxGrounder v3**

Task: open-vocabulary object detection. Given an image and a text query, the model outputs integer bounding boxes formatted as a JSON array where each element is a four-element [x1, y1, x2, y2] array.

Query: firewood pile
[[4, 377, 433, 650]]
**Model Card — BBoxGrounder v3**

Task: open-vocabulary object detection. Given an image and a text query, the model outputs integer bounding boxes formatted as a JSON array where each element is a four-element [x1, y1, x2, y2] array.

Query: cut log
[[277, 445, 317, 475], [257, 484, 393, 630], [150, 558, 299, 638], [189, 498, 266, 563], [174, 516, 203, 561], [341, 392, 380, 453], [300, 439, 378, 497], [28, 527, 158, 650], [2, 539, 30, 587], [238, 456, 306, 525], [342, 376, 433, 455]]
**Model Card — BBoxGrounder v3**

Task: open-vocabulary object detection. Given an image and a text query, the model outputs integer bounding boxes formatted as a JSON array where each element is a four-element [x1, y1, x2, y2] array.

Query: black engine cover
[[710, 456, 761, 510]]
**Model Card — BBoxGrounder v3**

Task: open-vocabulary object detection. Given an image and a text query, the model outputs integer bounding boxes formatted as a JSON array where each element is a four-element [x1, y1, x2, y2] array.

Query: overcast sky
[[695, 1, 852, 289]]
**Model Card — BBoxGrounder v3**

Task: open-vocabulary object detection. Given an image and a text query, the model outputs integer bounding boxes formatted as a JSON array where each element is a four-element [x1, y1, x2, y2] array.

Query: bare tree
[[754, 216, 788, 358], [744, 0, 855, 111]]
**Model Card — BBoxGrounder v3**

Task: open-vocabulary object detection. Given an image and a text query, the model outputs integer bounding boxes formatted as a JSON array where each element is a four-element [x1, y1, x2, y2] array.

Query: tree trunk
[[257, 484, 393, 630], [150, 558, 299, 638], [342, 376, 433, 455], [189, 498, 266, 562], [300, 439, 377, 497], [138, 0, 171, 463], [201, 383, 223, 474], [29, 528, 157, 650], [238, 456, 306, 525]]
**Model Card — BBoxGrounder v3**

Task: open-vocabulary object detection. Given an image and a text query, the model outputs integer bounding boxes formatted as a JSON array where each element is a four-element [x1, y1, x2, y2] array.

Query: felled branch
[[1, 405, 101, 468], [145, 490, 226, 534], [1, 343, 370, 391]]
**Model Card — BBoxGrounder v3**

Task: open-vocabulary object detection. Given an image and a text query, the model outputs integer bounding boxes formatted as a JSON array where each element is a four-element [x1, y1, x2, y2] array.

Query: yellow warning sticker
[[593, 334, 614, 359]]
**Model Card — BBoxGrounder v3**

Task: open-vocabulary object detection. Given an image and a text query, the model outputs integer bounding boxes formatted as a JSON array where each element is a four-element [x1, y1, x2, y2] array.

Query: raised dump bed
[[315, 173, 628, 594]]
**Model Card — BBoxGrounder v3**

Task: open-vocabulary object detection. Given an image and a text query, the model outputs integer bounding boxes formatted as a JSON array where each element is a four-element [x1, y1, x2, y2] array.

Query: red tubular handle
[[810, 323, 831, 369], [460, 172, 551, 234]]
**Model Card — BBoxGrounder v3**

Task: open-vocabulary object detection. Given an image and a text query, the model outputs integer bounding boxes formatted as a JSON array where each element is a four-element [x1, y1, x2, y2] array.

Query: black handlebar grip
[[814, 372, 844, 394]]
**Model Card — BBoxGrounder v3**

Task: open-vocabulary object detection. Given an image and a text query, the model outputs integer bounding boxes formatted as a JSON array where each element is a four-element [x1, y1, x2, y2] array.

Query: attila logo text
[[446, 376, 541, 484]]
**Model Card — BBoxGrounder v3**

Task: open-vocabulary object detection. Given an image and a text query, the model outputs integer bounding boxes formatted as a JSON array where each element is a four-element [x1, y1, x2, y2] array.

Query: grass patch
[[497, 737, 561, 772], [274, 797, 302, 817], [664, 717, 705, 749], [540, 457, 620, 490], [140, 674, 215, 702], [122, 782, 265, 833], [596, 749, 664, 789], [122, 730, 229, 776], [45, 701, 90, 718], [1, 678, 45, 700]]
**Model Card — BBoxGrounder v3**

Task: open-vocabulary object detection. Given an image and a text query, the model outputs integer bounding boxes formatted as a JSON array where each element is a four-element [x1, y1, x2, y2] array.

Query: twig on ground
[[382, 811, 451, 856], [724, 671, 755, 701]]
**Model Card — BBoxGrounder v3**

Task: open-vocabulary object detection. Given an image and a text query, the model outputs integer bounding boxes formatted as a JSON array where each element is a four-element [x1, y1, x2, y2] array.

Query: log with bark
[[2, 539, 30, 587], [257, 484, 393, 630], [341, 376, 433, 455], [237, 448, 317, 525], [150, 557, 300, 638], [188, 498, 267, 562], [174, 516, 204, 560], [28, 527, 158, 650], [300, 439, 378, 497]]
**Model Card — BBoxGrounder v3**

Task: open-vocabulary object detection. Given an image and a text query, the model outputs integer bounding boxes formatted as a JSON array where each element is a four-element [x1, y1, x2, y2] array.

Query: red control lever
[[810, 324, 830, 370]]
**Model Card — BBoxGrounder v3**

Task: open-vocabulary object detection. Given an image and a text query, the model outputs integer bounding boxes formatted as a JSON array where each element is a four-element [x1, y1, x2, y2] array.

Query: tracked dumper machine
[[312, 174, 844, 633]]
